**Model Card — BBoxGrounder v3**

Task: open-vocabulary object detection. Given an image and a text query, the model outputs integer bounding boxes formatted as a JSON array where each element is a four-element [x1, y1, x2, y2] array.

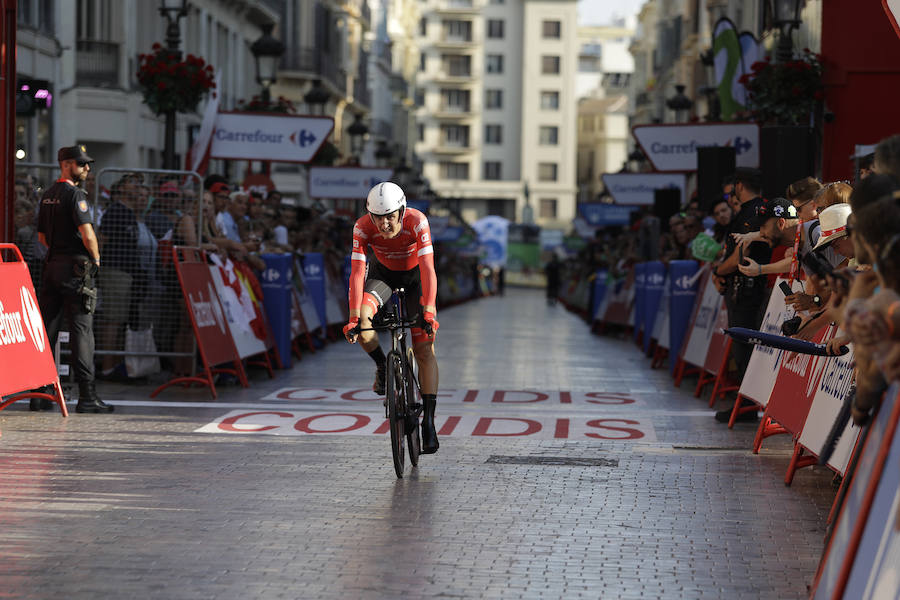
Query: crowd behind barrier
[[553, 133, 900, 598], [8, 164, 492, 391]]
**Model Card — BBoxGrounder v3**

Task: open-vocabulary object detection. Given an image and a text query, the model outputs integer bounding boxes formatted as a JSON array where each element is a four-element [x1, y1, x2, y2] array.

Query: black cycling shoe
[[373, 366, 386, 396], [421, 397, 439, 454]]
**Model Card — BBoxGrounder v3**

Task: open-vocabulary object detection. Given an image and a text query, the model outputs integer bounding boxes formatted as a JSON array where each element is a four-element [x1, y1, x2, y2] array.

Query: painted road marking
[[260, 387, 643, 406], [194, 410, 658, 441]]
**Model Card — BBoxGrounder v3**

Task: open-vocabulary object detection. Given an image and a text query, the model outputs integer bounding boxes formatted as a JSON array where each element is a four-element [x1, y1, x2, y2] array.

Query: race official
[[37, 145, 113, 413]]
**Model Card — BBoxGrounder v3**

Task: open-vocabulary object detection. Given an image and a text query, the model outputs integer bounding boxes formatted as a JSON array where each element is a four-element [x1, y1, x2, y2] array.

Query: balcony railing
[[282, 48, 345, 91], [77, 40, 120, 87]]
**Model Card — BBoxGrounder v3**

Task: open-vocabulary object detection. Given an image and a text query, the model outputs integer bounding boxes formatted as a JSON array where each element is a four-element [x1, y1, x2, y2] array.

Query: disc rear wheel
[[386, 354, 405, 478]]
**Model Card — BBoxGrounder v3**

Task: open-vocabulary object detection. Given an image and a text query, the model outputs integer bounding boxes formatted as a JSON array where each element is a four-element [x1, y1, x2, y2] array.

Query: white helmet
[[366, 182, 406, 216]]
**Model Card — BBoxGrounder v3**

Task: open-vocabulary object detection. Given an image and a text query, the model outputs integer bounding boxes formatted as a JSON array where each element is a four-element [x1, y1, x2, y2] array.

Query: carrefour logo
[[675, 275, 693, 289], [730, 136, 753, 156], [305, 263, 321, 277], [20, 287, 45, 353], [289, 129, 318, 148], [647, 273, 665, 286]]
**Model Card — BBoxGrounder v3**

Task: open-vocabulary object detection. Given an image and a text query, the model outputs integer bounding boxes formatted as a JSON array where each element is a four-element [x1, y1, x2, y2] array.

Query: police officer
[[36, 145, 113, 413], [711, 167, 770, 422]]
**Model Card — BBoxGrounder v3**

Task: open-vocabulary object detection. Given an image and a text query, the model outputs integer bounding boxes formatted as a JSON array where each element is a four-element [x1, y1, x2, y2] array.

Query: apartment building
[[414, 0, 577, 228]]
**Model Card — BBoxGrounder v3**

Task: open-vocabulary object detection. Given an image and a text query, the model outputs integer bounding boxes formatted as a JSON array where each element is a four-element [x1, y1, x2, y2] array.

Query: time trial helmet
[[366, 182, 406, 217]]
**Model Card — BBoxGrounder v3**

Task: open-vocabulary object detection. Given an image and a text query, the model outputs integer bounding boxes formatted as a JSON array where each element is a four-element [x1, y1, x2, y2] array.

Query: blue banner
[[591, 270, 608, 324], [642, 261, 666, 354], [407, 199, 431, 214], [578, 203, 640, 227], [260, 253, 294, 368], [668, 260, 700, 374], [300, 252, 328, 332], [633, 263, 647, 343]]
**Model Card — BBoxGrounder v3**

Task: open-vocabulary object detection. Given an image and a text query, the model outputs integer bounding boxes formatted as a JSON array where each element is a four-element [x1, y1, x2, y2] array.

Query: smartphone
[[779, 281, 793, 296], [738, 245, 745, 264]]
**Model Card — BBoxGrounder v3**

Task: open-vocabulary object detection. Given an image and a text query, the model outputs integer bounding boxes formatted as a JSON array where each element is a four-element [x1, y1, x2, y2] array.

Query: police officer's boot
[[421, 394, 439, 454], [76, 382, 114, 413]]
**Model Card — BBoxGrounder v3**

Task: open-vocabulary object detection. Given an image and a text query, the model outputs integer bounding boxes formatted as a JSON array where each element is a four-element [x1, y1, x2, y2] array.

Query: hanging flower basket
[[136, 44, 216, 115], [739, 49, 824, 126]]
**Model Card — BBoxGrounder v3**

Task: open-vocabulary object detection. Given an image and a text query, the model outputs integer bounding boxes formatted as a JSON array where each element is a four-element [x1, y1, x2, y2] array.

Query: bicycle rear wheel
[[386, 352, 405, 478], [405, 347, 421, 466]]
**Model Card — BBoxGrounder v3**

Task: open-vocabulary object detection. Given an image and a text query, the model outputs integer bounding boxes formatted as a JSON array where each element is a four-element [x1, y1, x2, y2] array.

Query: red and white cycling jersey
[[348, 207, 437, 312]]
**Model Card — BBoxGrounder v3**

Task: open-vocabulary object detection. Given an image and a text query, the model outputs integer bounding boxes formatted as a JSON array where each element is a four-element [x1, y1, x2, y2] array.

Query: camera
[[801, 251, 834, 279], [781, 315, 803, 336]]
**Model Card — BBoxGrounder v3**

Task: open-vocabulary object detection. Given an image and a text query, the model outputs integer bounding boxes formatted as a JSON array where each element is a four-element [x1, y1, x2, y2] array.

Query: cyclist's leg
[[362, 276, 393, 394], [407, 273, 439, 453]]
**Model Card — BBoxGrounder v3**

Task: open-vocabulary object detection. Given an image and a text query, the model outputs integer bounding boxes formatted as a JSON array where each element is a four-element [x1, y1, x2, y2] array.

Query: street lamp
[[522, 180, 533, 224], [250, 23, 285, 104], [374, 141, 392, 168], [665, 84, 693, 123], [303, 79, 329, 115], [628, 148, 646, 172], [158, 0, 189, 170], [347, 113, 368, 162], [770, 0, 803, 63]]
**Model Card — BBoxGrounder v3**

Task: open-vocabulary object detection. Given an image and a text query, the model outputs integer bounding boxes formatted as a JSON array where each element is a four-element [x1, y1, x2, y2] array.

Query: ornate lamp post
[[374, 141, 392, 168], [303, 79, 329, 115], [347, 113, 369, 164], [250, 23, 285, 104], [628, 148, 646, 172], [665, 84, 693, 123], [158, 0, 189, 170], [770, 0, 803, 63]]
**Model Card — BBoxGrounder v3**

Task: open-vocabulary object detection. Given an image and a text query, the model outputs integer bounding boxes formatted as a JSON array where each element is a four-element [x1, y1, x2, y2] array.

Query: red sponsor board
[[764, 324, 834, 438], [0, 245, 66, 416], [151, 247, 247, 399]]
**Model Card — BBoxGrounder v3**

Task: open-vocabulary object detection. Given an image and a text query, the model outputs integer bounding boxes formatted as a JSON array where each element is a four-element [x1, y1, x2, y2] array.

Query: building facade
[[413, 0, 578, 229]]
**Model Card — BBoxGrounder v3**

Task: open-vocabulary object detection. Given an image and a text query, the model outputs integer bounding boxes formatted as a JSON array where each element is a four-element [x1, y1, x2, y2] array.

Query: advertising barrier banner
[[680, 272, 720, 368], [292, 255, 321, 333], [591, 270, 608, 322], [209, 258, 268, 360], [633, 263, 647, 342], [308, 167, 394, 199], [300, 253, 329, 331], [668, 260, 699, 373], [737, 276, 802, 406], [642, 261, 666, 354], [260, 253, 294, 368], [209, 112, 334, 162], [651, 275, 671, 349], [798, 339, 859, 474]]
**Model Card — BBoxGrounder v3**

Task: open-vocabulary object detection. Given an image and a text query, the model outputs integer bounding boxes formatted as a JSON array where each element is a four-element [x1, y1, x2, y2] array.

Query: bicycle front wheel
[[386, 352, 406, 478]]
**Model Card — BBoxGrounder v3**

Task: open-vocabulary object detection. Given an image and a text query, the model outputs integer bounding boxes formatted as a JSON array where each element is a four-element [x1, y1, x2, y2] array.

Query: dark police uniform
[[36, 146, 109, 411], [722, 196, 772, 378]]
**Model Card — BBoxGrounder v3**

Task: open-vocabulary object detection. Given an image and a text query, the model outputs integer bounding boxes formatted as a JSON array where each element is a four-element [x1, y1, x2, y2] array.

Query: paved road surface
[[0, 288, 835, 599]]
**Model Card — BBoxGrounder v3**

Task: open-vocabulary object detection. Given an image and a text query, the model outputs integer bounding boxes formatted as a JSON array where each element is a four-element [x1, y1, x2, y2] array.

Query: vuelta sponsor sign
[[209, 112, 334, 163], [632, 123, 760, 172], [308, 167, 394, 199], [680, 273, 719, 367], [0, 251, 57, 396], [600, 173, 687, 206]]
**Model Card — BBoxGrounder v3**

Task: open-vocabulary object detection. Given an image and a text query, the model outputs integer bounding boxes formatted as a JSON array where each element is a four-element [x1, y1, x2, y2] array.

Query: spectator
[[217, 190, 247, 243], [710, 197, 734, 244], [874, 133, 900, 179], [857, 153, 876, 181]]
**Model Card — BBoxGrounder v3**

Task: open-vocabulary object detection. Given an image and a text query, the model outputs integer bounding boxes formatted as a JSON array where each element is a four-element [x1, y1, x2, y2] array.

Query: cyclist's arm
[[348, 226, 368, 318], [415, 219, 437, 313]]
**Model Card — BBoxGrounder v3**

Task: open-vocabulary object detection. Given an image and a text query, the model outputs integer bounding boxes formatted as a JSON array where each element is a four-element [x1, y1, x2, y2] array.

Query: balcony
[[434, 142, 473, 155], [436, 0, 480, 14], [435, 69, 476, 83], [76, 40, 120, 88], [433, 106, 478, 119], [282, 47, 345, 92], [435, 35, 477, 49]]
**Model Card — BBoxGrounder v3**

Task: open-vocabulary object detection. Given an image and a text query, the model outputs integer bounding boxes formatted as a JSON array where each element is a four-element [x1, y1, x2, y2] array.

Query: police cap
[[57, 144, 94, 165]]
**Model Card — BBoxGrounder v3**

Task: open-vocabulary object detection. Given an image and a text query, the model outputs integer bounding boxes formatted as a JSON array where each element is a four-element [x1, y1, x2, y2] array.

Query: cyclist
[[343, 182, 441, 454]]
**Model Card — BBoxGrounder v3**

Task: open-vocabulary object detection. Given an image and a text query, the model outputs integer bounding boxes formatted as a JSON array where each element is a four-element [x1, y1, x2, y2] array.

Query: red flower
[[813, 90, 824, 100], [738, 73, 751, 85], [157, 81, 167, 90], [152, 42, 162, 50]]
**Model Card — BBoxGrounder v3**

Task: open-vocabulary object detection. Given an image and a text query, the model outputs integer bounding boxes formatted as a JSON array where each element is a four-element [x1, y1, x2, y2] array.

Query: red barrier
[[0, 244, 67, 417], [151, 247, 248, 399]]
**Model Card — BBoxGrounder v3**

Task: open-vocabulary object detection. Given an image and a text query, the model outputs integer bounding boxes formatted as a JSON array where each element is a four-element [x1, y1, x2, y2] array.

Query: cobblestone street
[[0, 288, 836, 599]]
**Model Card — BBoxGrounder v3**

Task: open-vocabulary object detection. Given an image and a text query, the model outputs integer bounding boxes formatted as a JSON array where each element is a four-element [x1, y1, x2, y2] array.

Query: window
[[540, 90, 559, 110], [539, 198, 557, 219], [442, 54, 472, 76], [542, 55, 561, 74], [417, 123, 425, 142], [486, 54, 504, 74], [419, 16, 427, 36], [542, 20, 561, 39], [415, 87, 425, 106], [485, 89, 503, 109], [419, 52, 426, 72], [487, 19, 504, 39], [440, 88, 470, 112], [485, 124, 502, 144], [441, 161, 469, 180], [443, 19, 472, 41], [538, 163, 558, 182], [484, 161, 502, 180], [441, 125, 469, 147], [539, 126, 559, 145]]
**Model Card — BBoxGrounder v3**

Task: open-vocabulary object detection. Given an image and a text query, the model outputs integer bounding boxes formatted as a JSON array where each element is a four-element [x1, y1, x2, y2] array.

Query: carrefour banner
[[210, 112, 335, 163], [577, 203, 641, 226], [308, 167, 394, 199], [600, 174, 687, 206]]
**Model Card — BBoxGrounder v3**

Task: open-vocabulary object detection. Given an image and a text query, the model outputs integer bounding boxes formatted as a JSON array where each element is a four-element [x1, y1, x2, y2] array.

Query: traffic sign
[[600, 173, 686, 206], [210, 112, 334, 163], [632, 123, 759, 172]]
